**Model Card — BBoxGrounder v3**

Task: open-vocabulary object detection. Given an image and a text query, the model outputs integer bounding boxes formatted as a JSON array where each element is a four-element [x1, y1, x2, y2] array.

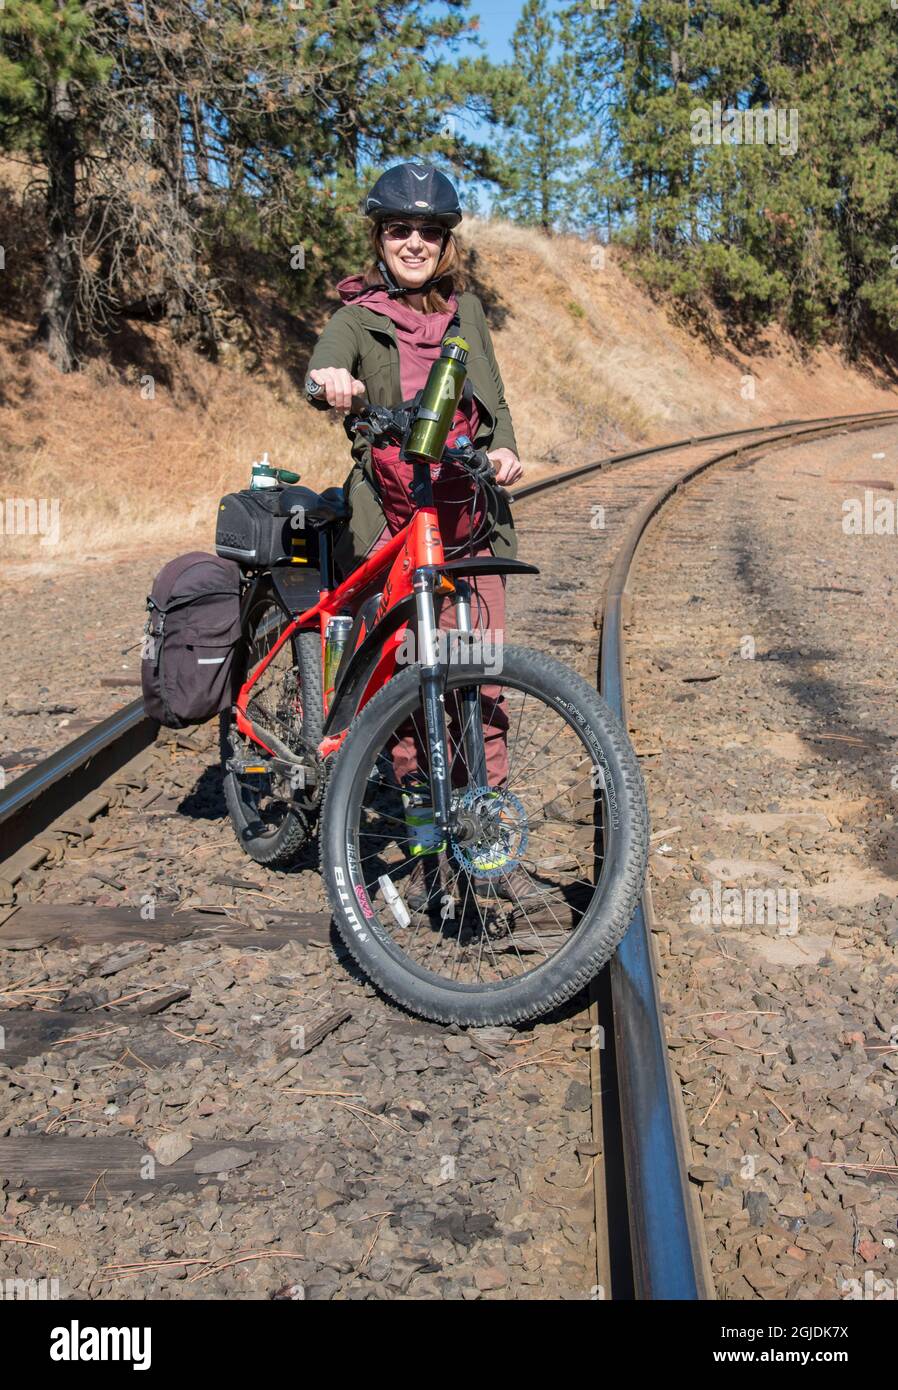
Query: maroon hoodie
[[337, 273, 483, 545]]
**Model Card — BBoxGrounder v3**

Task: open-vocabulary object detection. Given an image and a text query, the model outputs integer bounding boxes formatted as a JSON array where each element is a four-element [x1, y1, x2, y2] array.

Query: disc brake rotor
[[449, 786, 528, 878]]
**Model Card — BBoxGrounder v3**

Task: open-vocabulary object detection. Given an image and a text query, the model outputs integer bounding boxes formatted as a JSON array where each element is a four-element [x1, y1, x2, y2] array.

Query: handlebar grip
[[305, 375, 332, 411], [305, 375, 370, 416]]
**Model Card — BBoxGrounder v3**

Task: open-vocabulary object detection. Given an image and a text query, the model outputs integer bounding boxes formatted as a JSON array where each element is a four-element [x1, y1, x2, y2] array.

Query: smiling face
[[379, 218, 446, 292]]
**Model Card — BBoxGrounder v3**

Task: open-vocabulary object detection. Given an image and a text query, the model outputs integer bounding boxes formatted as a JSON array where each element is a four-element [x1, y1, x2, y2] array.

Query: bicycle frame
[[234, 491, 467, 823]]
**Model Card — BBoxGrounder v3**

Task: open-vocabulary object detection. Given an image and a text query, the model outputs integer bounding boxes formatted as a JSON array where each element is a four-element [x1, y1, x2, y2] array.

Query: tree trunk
[[158, 100, 189, 341], [227, 138, 245, 196], [190, 97, 209, 190], [36, 77, 78, 373]]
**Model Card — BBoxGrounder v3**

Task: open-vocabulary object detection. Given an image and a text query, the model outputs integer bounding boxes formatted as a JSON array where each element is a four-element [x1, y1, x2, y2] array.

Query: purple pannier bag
[[142, 552, 243, 728]]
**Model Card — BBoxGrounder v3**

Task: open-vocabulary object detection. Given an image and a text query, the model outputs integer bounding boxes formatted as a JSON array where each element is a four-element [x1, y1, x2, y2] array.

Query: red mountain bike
[[221, 388, 649, 1025]]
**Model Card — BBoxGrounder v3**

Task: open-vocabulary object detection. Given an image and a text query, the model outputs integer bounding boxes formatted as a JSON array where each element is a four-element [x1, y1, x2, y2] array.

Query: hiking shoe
[[405, 857, 446, 915], [470, 866, 539, 903]]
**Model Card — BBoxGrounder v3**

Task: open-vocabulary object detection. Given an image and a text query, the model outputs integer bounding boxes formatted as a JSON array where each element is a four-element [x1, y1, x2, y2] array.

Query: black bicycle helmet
[[364, 162, 462, 228]]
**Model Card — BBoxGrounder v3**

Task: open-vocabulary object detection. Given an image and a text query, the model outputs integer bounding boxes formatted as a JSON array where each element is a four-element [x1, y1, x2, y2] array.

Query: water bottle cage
[[345, 397, 494, 494]]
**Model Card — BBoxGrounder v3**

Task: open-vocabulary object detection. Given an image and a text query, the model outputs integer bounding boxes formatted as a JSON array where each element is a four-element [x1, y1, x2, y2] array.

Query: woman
[[306, 163, 523, 827], [307, 161, 522, 554]]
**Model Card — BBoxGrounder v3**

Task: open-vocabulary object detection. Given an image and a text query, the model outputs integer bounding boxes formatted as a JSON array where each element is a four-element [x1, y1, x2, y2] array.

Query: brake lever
[[468, 448, 495, 482], [456, 445, 514, 502], [348, 401, 405, 444]]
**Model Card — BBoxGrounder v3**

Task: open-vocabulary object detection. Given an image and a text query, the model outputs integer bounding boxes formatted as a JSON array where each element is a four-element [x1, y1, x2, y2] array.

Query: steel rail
[[8, 410, 867, 861], [0, 699, 156, 860], [512, 406, 898, 502], [596, 408, 898, 1299]]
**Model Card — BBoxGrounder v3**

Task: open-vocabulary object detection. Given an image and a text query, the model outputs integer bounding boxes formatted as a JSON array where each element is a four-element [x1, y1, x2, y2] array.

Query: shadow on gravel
[[177, 765, 227, 820], [177, 766, 325, 875], [733, 524, 897, 878], [174, 767, 597, 1025]]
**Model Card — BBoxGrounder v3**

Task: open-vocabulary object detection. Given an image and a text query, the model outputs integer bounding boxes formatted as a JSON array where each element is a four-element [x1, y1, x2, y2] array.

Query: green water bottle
[[324, 614, 354, 706], [405, 335, 470, 463]]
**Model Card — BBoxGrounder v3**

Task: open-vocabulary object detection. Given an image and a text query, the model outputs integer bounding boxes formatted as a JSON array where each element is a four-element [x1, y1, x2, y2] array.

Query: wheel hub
[[450, 786, 528, 879]]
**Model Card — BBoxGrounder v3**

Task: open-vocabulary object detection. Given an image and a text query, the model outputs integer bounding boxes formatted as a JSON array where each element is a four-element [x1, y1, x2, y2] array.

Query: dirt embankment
[[3, 216, 897, 577]]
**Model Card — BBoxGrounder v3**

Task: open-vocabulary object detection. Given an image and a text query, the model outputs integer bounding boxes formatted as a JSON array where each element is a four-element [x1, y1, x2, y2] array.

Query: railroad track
[[2, 408, 897, 1301]]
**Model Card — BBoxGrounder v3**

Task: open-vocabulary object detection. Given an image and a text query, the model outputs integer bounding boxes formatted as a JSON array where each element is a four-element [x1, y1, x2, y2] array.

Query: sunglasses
[[381, 221, 446, 244]]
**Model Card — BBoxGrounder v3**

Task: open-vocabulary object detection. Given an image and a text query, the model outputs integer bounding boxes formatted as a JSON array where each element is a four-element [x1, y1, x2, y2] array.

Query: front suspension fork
[[414, 572, 489, 835], [414, 569, 451, 833], [452, 579, 488, 788]]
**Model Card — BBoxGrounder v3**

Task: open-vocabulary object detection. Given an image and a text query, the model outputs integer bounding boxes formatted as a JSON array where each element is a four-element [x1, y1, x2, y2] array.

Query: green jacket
[[307, 290, 518, 572]]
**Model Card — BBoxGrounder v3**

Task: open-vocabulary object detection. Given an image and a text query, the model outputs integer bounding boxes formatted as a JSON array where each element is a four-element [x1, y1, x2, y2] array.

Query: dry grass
[[461, 217, 898, 441], [2, 213, 897, 568], [458, 219, 652, 456], [0, 320, 348, 563]]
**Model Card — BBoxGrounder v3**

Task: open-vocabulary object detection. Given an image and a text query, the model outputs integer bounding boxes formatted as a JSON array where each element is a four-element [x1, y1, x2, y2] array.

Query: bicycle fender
[[439, 558, 539, 578]]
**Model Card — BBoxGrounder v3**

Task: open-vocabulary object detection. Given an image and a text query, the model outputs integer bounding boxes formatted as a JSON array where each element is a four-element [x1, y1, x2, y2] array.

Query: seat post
[[318, 528, 336, 591]]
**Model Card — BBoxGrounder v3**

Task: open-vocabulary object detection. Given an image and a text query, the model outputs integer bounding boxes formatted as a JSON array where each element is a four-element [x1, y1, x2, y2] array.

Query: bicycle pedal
[[228, 754, 319, 788], [226, 757, 273, 776]]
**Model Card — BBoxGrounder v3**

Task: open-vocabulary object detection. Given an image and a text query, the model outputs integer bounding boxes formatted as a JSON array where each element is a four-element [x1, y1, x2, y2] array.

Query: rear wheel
[[221, 599, 323, 867], [320, 645, 649, 1024]]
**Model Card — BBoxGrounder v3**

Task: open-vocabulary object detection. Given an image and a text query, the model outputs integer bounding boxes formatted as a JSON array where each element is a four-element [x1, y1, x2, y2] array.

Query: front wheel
[[320, 646, 649, 1025]]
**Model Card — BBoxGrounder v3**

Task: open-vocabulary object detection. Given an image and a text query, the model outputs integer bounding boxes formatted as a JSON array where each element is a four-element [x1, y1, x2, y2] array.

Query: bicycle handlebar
[[303, 375, 514, 502]]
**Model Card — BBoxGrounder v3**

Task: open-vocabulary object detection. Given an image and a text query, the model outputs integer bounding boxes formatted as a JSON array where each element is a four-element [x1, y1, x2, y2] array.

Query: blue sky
[[451, 0, 540, 209], [470, 0, 529, 59]]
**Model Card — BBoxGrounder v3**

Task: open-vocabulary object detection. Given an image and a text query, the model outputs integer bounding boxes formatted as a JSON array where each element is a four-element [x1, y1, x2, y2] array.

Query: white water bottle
[[250, 452, 277, 489]]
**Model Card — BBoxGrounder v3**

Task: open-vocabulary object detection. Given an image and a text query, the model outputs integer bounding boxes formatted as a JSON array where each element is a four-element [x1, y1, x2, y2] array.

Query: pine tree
[[1, 0, 521, 364], [1, 0, 111, 370], [566, 0, 898, 349], [494, 0, 583, 232]]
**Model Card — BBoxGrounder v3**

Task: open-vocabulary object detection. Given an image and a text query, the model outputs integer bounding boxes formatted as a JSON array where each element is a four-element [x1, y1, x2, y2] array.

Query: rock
[[744, 1190, 770, 1226], [563, 1081, 592, 1112], [193, 1147, 256, 1175], [688, 1164, 719, 1184], [150, 1132, 194, 1167]]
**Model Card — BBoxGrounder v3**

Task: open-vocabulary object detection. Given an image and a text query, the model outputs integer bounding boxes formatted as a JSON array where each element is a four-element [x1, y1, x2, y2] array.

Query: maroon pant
[[365, 531, 509, 788]]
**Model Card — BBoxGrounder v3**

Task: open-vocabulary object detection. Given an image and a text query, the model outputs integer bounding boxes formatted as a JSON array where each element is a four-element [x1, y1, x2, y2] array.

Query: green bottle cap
[[441, 334, 469, 364]]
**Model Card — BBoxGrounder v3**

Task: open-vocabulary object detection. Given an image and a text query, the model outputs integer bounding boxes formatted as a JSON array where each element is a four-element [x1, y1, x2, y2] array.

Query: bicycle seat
[[279, 485, 347, 528]]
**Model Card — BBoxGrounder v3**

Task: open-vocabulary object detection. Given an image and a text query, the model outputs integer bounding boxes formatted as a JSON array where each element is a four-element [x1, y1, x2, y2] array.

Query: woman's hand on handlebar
[[307, 367, 366, 413], [487, 448, 523, 486]]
